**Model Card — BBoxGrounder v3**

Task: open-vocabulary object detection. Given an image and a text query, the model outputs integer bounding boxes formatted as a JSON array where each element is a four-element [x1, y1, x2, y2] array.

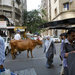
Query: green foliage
[[41, 9, 47, 17], [22, 10, 28, 26], [22, 9, 47, 33]]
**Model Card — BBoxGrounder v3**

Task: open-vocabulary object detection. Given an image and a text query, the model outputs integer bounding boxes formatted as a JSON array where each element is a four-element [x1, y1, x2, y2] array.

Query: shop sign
[[0, 21, 7, 28], [14, 26, 27, 32]]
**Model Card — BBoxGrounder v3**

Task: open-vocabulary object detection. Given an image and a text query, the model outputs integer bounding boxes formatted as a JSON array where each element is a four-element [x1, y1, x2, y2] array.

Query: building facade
[[41, 0, 53, 37], [51, 0, 75, 37], [41, 0, 49, 21], [22, 0, 27, 10], [51, 0, 75, 20], [41, 0, 75, 37], [0, 0, 27, 26], [0, 0, 27, 38]]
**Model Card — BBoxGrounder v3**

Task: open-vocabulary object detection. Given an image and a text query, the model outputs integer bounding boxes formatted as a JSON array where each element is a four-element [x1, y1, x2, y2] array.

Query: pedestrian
[[14, 30, 21, 40], [44, 36, 56, 68], [62, 29, 75, 75], [26, 31, 34, 39], [0, 30, 16, 75], [14, 30, 21, 54], [60, 33, 67, 75], [0, 30, 5, 72]]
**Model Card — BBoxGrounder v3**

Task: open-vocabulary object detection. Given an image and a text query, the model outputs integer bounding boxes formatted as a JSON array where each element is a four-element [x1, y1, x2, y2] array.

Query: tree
[[22, 10, 28, 26], [41, 9, 47, 18], [22, 9, 47, 33]]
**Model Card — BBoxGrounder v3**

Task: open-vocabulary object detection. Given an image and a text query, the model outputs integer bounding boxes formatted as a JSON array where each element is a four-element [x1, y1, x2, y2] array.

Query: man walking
[[44, 36, 56, 68], [14, 30, 21, 40], [62, 29, 75, 75]]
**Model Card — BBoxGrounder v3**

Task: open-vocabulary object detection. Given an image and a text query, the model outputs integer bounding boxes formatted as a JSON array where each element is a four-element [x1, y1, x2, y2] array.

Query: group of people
[[0, 29, 75, 75], [43, 29, 75, 75], [26, 31, 42, 40], [60, 29, 75, 75]]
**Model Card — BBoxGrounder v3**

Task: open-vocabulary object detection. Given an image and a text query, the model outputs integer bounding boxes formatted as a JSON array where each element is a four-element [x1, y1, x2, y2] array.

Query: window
[[63, 3, 69, 10], [55, 8, 57, 16], [5, 12, 11, 17]]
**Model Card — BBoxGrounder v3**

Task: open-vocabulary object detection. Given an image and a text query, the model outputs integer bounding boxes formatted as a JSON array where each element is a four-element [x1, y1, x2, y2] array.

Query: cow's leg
[[30, 50, 33, 58], [11, 50, 16, 59], [27, 50, 29, 58]]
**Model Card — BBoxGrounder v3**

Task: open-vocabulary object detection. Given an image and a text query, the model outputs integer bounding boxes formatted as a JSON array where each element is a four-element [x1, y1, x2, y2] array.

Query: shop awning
[[14, 26, 27, 32], [40, 18, 75, 29]]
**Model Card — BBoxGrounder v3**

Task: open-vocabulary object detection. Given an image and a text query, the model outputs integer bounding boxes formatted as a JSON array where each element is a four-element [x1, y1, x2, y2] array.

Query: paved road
[[4, 43, 61, 75]]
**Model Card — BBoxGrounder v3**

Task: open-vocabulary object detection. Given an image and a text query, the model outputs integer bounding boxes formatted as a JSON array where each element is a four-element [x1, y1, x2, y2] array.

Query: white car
[[3, 37, 11, 56], [52, 37, 61, 43]]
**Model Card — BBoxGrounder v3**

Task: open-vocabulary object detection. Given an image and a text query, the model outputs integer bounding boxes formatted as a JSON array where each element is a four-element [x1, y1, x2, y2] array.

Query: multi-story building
[[0, 0, 27, 26], [22, 0, 27, 10], [41, 0, 49, 21], [0, 0, 27, 38], [50, 0, 75, 37], [41, 0, 75, 37], [51, 0, 75, 20], [41, 0, 53, 37]]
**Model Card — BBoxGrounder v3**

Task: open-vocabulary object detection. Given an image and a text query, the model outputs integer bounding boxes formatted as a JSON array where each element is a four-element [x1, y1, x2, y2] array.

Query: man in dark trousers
[[62, 29, 75, 75]]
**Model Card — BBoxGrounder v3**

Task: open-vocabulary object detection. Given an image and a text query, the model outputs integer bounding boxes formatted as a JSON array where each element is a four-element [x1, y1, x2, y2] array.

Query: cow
[[10, 38, 42, 59]]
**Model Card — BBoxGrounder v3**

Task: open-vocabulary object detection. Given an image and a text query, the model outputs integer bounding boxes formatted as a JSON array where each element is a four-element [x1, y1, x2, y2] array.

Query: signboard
[[14, 26, 27, 32], [0, 21, 7, 28]]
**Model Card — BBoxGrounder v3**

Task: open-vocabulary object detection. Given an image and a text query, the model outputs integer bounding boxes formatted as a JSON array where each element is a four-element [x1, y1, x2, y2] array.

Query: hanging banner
[[0, 21, 7, 28], [14, 26, 27, 32]]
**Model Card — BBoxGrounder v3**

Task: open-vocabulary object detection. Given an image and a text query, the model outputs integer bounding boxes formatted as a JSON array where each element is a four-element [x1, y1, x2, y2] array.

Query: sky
[[27, 0, 41, 11]]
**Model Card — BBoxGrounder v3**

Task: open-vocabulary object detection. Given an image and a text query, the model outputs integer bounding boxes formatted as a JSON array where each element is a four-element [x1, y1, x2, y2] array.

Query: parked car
[[3, 37, 11, 56], [52, 37, 61, 43]]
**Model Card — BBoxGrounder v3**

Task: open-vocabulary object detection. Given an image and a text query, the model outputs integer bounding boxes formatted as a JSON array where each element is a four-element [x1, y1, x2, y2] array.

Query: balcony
[[15, 7, 21, 16], [0, 5, 12, 12]]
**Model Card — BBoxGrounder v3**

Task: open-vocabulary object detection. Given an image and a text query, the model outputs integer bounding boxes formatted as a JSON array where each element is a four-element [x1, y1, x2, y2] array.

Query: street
[[4, 43, 61, 75], [0, 0, 75, 75]]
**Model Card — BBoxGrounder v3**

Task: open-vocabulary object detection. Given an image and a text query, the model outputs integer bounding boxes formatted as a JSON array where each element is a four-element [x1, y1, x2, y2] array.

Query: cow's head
[[35, 39, 43, 45]]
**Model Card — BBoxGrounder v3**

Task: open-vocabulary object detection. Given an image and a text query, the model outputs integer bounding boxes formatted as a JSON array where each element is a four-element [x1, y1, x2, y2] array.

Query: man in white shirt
[[14, 30, 21, 55], [14, 30, 21, 40]]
